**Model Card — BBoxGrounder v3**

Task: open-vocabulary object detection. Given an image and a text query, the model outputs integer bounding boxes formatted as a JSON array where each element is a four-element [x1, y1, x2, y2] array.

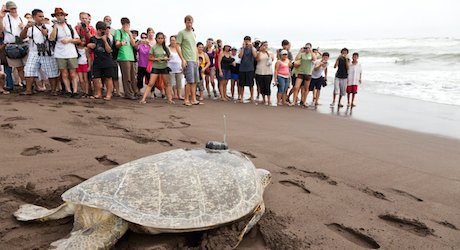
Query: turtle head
[[257, 169, 271, 188]]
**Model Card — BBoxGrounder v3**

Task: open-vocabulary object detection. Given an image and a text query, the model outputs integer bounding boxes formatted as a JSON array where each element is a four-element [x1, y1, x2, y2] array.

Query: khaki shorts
[[56, 58, 78, 70], [6, 56, 27, 68]]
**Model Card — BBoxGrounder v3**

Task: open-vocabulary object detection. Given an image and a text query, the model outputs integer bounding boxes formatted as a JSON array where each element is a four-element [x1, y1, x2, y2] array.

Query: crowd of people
[[0, 2, 363, 108]]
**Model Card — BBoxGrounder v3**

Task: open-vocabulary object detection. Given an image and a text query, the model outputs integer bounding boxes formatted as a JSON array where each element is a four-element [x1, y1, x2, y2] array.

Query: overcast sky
[[15, 0, 460, 48]]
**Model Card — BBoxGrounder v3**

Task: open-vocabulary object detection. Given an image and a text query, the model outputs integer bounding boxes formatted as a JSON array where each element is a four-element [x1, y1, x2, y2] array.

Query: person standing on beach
[[168, 35, 183, 100], [255, 41, 274, 106], [87, 21, 114, 100], [217, 44, 234, 101], [347, 52, 362, 107], [115, 17, 137, 100], [310, 52, 329, 106], [139, 32, 172, 104], [176, 15, 200, 106], [332, 48, 349, 107], [238, 36, 257, 102], [49, 7, 81, 97], [197, 42, 210, 101], [19, 9, 60, 95], [136, 32, 150, 91], [289, 43, 316, 107], [274, 49, 291, 105], [0, 1, 27, 89], [204, 38, 217, 98], [230, 47, 240, 100]]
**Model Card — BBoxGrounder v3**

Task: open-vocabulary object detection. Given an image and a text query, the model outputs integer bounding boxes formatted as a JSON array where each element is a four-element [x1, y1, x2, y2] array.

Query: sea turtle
[[14, 142, 271, 249]]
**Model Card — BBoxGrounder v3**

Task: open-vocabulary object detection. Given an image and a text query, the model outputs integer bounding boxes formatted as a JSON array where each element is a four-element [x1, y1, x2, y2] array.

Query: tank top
[[221, 54, 234, 70], [77, 47, 87, 65], [336, 56, 348, 79], [239, 47, 255, 72], [206, 49, 215, 67], [168, 50, 182, 74], [297, 53, 313, 75], [199, 53, 206, 69], [255, 52, 273, 75], [277, 60, 290, 77]]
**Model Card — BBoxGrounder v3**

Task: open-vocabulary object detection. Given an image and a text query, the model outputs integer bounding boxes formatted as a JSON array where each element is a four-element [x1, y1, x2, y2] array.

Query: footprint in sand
[[4, 116, 27, 122], [388, 188, 423, 202], [160, 121, 191, 129], [97, 116, 112, 120], [360, 187, 390, 201], [179, 139, 198, 145], [95, 155, 119, 166], [378, 214, 434, 237], [326, 223, 380, 249], [1, 123, 15, 129], [21, 146, 54, 156], [50, 136, 73, 144], [158, 139, 173, 147], [285, 165, 337, 185], [279, 179, 311, 193], [241, 151, 257, 159], [435, 220, 458, 231], [29, 128, 47, 133]]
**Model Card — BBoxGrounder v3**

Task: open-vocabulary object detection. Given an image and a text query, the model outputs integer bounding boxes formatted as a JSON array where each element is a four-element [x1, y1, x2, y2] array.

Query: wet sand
[[0, 93, 459, 249]]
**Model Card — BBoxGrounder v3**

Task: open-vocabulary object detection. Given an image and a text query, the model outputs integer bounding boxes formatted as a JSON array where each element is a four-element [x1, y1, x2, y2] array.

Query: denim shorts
[[277, 76, 289, 93], [184, 61, 200, 84]]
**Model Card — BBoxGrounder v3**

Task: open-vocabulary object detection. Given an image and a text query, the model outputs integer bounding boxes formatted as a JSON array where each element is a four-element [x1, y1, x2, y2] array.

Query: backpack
[[55, 23, 80, 58], [111, 29, 123, 61]]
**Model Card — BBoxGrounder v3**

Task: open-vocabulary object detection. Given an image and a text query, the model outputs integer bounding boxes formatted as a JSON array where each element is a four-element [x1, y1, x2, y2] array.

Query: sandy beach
[[1, 92, 460, 249]]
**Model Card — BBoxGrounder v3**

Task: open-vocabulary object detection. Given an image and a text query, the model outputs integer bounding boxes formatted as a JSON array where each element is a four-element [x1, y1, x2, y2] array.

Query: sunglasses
[[141, 36, 147, 39]]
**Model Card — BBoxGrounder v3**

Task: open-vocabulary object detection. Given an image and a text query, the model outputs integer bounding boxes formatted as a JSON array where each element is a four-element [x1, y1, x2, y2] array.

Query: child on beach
[[347, 52, 362, 107], [310, 52, 329, 106], [332, 48, 349, 108], [76, 38, 90, 97]]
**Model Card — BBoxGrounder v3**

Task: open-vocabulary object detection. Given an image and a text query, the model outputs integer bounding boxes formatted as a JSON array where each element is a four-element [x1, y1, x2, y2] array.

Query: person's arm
[[128, 31, 136, 47], [218, 53, 223, 76], [314, 61, 322, 71], [334, 57, 339, 68], [49, 24, 58, 41], [19, 21, 32, 40], [0, 6, 5, 32], [255, 51, 261, 61], [359, 66, 362, 84], [251, 47, 257, 58], [87, 41, 96, 50], [324, 67, 328, 81], [274, 61, 280, 83], [114, 30, 122, 48], [204, 53, 211, 71], [238, 43, 244, 58], [311, 52, 317, 62]]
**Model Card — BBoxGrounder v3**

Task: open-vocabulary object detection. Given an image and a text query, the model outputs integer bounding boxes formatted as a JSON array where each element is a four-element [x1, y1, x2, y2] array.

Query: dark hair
[[184, 15, 193, 23], [120, 17, 130, 25], [170, 35, 176, 40], [353, 52, 359, 57], [312, 48, 318, 52], [281, 39, 289, 46], [31, 9, 43, 17], [323, 52, 330, 57], [196, 42, 204, 47], [140, 32, 147, 38], [156, 32, 170, 57], [95, 21, 106, 31], [341, 48, 349, 54], [244, 36, 251, 41], [305, 42, 312, 47], [131, 30, 138, 35]]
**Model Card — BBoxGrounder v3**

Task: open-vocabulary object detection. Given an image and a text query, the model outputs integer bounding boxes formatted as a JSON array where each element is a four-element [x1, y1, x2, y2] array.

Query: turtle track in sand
[[378, 214, 434, 237], [388, 188, 423, 202], [21, 146, 54, 156], [95, 155, 119, 166], [29, 128, 47, 133], [50, 136, 73, 144], [285, 166, 337, 185], [435, 220, 458, 231], [326, 223, 380, 249], [4, 116, 27, 122], [279, 179, 311, 194], [1, 123, 15, 129]]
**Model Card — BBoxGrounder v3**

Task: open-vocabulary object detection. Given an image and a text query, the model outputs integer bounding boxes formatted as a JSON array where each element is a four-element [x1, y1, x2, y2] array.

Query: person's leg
[[4, 66, 13, 90], [118, 61, 133, 98], [137, 67, 146, 91], [332, 77, 339, 106], [351, 93, 356, 106], [184, 83, 191, 104], [191, 83, 198, 103], [49, 77, 59, 95], [290, 78, 302, 106], [210, 68, 217, 97], [93, 78, 102, 98], [302, 79, 311, 106], [140, 74, 158, 103], [60, 68, 71, 93], [163, 74, 174, 103], [104, 77, 113, 100], [267, 75, 273, 105], [129, 62, 139, 96], [347, 92, 351, 106], [69, 69, 79, 94], [77, 72, 85, 94]]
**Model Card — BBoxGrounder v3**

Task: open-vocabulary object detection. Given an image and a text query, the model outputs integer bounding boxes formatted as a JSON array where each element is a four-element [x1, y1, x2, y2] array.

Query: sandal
[[0, 89, 10, 95], [192, 101, 204, 105]]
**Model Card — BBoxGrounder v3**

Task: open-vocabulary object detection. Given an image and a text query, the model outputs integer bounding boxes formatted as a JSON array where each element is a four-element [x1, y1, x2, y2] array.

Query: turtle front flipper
[[14, 203, 75, 221], [232, 202, 266, 249], [51, 206, 129, 249]]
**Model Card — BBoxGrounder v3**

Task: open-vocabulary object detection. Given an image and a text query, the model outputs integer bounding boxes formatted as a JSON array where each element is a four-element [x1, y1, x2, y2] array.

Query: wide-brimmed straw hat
[[51, 7, 68, 17]]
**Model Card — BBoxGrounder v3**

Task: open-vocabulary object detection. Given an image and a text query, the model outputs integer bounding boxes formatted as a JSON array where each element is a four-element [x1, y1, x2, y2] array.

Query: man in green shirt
[[115, 17, 137, 100], [176, 15, 200, 106]]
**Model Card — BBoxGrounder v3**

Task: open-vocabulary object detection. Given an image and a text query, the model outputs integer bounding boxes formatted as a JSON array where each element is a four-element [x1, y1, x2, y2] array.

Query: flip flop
[[192, 102, 204, 105]]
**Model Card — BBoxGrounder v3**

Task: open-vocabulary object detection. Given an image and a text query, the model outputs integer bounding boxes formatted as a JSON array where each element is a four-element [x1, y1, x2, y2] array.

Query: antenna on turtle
[[205, 114, 229, 150]]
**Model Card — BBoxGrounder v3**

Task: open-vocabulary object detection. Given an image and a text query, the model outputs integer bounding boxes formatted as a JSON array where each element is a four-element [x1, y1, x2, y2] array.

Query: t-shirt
[[89, 36, 114, 69], [137, 43, 150, 68], [150, 44, 168, 69], [255, 52, 273, 75], [2, 14, 25, 44], [296, 53, 313, 75], [239, 47, 255, 72], [176, 29, 196, 61], [347, 62, 362, 86], [27, 24, 52, 56], [77, 47, 87, 64], [114, 30, 134, 61], [53, 24, 79, 59], [311, 60, 328, 79]]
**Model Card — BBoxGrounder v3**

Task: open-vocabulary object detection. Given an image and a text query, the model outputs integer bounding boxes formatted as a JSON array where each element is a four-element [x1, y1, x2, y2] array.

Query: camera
[[41, 25, 47, 30], [81, 22, 87, 29], [36, 43, 50, 56]]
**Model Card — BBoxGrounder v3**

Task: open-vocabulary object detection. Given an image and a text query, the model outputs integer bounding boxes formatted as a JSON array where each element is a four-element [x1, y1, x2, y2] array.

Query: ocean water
[[289, 37, 460, 106]]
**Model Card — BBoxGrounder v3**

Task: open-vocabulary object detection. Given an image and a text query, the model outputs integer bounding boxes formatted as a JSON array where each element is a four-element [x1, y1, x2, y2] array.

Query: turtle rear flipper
[[51, 207, 129, 250], [14, 203, 75, 221]]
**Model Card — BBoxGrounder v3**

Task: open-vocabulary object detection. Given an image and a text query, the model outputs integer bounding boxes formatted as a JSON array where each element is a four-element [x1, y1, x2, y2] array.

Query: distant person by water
[[347, 52, 362, 107]]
